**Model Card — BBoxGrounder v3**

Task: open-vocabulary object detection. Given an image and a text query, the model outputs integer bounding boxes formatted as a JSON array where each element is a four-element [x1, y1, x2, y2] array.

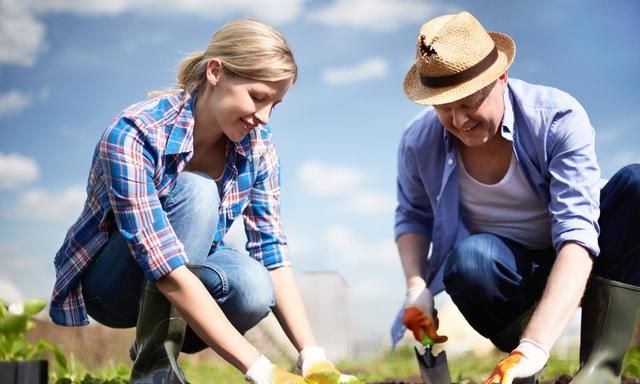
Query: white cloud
[[0, 90, 32, 117], [323, 57, 389, 85], [612, 150, 640, 169], [307, 0, 441, 31], [9, 185, 85, 222], [28, 0, 306, 23], [346, 190, 395, 215], [0, 153, 39, 189], [297, 160, 365, 196], [323, 224, 397, 266], [0, 0, 306, 67], [0, 0, 45, 66], [0, 278, 23, 303]]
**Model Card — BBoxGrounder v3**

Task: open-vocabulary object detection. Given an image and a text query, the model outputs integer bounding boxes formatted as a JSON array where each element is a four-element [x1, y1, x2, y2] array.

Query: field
[[47, 345, 640, 383]]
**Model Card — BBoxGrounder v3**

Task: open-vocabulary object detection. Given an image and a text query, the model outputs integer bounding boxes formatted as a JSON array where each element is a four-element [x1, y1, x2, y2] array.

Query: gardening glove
[[298, 347, 360, 383], [246, 355, 309, 384], [483, 339, 549, 384], [401, 287, 448, 345]]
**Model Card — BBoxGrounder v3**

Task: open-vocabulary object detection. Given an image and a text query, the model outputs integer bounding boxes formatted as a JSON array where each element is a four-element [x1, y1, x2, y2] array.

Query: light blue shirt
[[395, 78, 601, 295]]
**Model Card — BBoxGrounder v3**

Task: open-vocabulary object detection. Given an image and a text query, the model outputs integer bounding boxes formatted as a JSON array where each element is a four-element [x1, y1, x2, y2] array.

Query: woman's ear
[[206, 58, 223, 86]]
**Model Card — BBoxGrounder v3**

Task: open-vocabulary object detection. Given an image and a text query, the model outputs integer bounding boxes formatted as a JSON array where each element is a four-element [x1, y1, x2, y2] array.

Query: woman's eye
[[251, 93, 264, 102]]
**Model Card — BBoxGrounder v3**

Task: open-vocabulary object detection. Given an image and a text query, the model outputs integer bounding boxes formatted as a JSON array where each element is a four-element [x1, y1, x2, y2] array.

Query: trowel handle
[[422, 334, 434, 346]]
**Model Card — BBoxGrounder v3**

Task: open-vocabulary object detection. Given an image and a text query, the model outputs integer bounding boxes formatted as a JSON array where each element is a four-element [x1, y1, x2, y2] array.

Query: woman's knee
[[166, 171, 220, 224], [200, 252, 275, 331]]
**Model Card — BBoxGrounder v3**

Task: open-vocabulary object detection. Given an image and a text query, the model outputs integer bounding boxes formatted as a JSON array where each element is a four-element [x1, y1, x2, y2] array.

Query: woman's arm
[[268, 266, 316, 351], [157, 265, 261, 372]]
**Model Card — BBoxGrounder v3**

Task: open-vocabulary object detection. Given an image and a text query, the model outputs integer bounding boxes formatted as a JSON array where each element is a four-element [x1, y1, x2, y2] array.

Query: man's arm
[[522, 242, 593, 351], [397, 233, 431, 289]]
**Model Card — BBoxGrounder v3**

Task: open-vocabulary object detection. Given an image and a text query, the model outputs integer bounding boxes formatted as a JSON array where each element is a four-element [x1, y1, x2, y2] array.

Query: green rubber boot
[[129, 279, 189, 384], [570, 276, 640, 384]]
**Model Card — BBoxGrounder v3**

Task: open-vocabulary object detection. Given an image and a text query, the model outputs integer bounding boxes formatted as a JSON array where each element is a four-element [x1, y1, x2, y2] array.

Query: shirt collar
[[165, 92, 195, 156], [501, 85, 515, 142], [166, 91, 270, 160]]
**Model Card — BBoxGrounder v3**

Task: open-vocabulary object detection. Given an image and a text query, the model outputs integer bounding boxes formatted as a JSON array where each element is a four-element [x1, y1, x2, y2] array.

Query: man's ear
[[206, 58, 223, 86]]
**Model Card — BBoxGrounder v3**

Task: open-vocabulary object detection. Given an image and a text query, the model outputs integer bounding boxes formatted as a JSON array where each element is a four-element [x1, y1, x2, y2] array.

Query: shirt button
[[448, 158, 454, 165]]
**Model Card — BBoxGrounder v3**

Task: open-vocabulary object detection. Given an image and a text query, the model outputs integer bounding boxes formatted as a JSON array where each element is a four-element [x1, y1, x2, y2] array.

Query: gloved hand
[[401, 287, 448, 345], [246, 355, 309, 384], [483, 339, 549, 384], [298, 347, 360, 384]]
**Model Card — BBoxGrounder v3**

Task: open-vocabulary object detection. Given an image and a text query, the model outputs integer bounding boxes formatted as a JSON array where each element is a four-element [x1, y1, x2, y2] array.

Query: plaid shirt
[[50, 92, 290, 326]]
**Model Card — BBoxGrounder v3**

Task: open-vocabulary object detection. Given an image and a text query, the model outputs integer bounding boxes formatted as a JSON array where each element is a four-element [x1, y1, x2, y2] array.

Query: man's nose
[[451, 108, 469, 129]]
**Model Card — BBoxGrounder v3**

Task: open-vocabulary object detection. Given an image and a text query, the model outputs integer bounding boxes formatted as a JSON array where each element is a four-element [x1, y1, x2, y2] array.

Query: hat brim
[[403, 32, 516, 105]]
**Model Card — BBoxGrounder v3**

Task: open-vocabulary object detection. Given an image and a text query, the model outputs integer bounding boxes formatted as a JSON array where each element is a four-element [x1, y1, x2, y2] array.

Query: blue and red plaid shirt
[[50, 91, 290, 326]]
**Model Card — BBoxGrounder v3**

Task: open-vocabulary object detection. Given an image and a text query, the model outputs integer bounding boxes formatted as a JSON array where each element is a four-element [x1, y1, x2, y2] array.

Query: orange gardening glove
[[483, 339, 548, 384], [401, 287, 448, 345], [246, 355, 311, 384], [298, 347, 360, 384]]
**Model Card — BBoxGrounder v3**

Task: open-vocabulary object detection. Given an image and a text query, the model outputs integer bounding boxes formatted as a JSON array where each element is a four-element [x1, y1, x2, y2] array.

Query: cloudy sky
[[1, 0, 639, 342]]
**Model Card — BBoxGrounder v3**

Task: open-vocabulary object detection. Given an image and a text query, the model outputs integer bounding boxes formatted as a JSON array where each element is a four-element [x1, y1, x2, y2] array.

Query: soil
[[367, 375, 640, 384]]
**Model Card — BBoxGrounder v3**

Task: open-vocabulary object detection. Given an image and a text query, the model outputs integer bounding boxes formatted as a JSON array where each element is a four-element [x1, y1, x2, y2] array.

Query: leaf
[[39, 339, 69, 373], [23, 299, 47, 317], [0, 314, 29, 336], [0, 301, 8, 318]]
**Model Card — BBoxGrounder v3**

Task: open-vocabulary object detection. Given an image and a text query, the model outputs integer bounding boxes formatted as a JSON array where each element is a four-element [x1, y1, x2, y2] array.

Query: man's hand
[[298, 347, 360, 384], [483, 339, 549, 384], [402, 287, 448, 344], [246, 355, 309, 384]]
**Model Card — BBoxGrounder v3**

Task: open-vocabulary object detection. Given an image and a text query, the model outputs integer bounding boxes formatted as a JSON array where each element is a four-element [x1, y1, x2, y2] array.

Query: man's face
[[433, 73, 508, 148]]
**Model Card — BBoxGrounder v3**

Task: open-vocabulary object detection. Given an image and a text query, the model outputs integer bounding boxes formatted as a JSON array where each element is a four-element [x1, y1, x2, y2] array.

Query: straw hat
[[403, 11, 516, 105]]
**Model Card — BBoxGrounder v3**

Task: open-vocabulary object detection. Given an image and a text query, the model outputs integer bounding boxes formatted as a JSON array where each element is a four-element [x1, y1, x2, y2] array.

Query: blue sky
[[0, 0, 638, 341]]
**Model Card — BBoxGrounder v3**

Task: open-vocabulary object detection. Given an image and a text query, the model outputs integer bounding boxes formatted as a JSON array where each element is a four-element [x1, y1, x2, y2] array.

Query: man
[[394, 11, 640, 384]]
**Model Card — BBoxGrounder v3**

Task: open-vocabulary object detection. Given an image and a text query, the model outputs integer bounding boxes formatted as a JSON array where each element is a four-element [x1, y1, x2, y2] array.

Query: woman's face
[[202, 59, 293, 142], [433, 73, 508, 148]]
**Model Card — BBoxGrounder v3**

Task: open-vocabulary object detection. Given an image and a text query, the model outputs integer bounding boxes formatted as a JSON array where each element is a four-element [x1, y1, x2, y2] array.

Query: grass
[[48, 345, 640, 383]]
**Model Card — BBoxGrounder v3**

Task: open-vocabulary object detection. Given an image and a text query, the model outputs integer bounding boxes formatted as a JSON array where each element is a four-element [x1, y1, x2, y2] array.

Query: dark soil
[[367, 375, 640, 383]]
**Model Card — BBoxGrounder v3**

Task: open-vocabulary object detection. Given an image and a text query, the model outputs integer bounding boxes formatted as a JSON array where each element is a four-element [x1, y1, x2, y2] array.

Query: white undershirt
[[457, 151, 552, 249]]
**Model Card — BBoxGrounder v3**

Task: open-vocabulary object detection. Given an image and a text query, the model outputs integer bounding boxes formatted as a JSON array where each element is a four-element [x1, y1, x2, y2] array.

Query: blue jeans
[[443, 164, 640, 343], [80, 171, 275, 353]]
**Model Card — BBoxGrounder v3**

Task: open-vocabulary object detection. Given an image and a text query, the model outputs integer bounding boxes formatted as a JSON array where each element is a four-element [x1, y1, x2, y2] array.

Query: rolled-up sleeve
[[395, 133, 434, 241], [547, 103, 601, 256], [243, 143, 290, 268], [99, 117, 188, 280]]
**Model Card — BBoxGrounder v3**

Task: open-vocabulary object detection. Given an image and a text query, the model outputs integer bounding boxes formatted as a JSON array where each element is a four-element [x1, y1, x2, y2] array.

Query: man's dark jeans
[[443, 164, 640, 339]]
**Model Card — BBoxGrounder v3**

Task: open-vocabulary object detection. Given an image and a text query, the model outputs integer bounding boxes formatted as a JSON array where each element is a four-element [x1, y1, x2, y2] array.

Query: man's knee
[[443, 233, 504, 290]]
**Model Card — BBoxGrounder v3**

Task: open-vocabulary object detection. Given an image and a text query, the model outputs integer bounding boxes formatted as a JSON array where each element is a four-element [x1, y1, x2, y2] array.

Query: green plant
[[0, 299, 67, 371]]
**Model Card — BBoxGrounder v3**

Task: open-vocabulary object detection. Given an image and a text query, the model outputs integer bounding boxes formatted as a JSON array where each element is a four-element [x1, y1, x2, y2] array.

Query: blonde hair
[[150, 19, 297, 97]]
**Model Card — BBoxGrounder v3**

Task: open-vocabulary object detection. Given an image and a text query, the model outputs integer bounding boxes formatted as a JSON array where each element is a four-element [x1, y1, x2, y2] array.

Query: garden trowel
[[414, 336, 451, 384]]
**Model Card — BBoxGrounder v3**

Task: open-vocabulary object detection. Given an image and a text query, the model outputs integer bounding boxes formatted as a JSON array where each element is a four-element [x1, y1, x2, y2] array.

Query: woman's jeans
[[443, 164, 640, 342], [80, 171, 275, 353]]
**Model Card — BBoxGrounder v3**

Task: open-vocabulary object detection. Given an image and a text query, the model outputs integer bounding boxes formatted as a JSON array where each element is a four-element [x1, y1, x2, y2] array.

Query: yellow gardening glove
[[402, 287, 448, 345], [298, 347, 360, 384], [483, 339, 548, 384], [246, 355, 310, 384]]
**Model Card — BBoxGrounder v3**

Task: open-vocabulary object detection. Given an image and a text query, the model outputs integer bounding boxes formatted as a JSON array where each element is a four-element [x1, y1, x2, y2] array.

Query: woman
[[49, 19, 355, 384]]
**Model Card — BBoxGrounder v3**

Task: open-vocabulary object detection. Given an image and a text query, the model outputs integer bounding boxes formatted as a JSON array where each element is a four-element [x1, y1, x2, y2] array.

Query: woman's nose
[[254, 105, 271, 125]]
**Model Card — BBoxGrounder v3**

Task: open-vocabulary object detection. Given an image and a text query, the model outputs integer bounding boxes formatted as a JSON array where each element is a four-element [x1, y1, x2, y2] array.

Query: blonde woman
[[50, 19, 356, 384]]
